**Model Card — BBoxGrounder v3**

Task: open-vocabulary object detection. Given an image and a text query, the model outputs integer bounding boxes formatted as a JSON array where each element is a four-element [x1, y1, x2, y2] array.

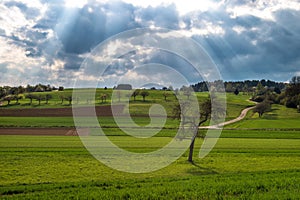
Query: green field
[[0, 132, 300, 199], [1, 91, 300, 199]]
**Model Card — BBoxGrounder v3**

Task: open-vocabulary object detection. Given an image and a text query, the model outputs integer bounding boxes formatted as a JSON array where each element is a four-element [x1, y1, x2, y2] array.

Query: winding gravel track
[[200, 105, 256, 129]]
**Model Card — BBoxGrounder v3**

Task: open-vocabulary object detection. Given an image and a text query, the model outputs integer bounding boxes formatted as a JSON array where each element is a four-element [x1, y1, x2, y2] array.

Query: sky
[[0, 0, 300, 88]]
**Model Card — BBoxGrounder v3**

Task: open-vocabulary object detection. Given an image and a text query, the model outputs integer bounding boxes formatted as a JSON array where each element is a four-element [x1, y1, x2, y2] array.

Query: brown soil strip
[[0, 128, 77, 136], [0, 105, 125, 117]]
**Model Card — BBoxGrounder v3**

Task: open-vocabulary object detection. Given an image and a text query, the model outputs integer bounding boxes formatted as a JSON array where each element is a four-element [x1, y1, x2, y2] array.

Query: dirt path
[[200, 105, 256, 129]]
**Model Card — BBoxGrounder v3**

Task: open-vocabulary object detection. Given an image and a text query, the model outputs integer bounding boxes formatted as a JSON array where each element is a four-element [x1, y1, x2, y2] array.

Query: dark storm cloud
[[58, 52, 84, 70], [54, 1, 140, 54]]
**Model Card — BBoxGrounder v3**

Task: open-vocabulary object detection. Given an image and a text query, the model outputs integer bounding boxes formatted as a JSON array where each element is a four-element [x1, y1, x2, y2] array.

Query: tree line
[[0, 84, 64, 99], [191, 79, 286, 94]]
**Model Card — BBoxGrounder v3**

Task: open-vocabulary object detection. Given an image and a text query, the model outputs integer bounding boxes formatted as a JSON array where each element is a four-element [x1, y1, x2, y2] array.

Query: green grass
[[0, 116, 180, 129], [221, 129, 300, 139], [1, 91, 299, 198], [0, 133, 299, 199]]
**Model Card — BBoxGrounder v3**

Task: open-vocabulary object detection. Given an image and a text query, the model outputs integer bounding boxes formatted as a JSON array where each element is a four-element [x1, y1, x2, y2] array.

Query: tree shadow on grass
[[185, 161, 218, 176], [263, 108, 279, 120]]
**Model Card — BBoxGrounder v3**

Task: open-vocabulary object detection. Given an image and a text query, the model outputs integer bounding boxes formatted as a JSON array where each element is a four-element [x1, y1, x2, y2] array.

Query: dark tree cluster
[[191, 80, 286, 94], [251, 76, 300, 114], [284, 77, 300, 110]]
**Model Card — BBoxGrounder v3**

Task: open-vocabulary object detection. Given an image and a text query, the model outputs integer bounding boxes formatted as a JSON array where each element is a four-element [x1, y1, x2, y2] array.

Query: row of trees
[[0, 84, 64, 99], [0, 94, 73, 106]]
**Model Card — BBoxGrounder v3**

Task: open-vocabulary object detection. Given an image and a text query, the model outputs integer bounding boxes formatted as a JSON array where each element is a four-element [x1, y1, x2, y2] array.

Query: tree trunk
[[188, 117, 208, 162], [188, 136, 196, 162]]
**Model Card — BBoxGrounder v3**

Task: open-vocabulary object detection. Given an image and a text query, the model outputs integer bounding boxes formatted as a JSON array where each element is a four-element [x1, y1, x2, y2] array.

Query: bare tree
[[173, 96, 225, 162], [163, 92, 169, 101], [131, 90, 139, 101], [25, 94, 36, 105], [2, 95, 13, 105], [65, 96, 73, 105], [59, 95, 64, 104], [13, 95, 23, 104], [100, 93, 107, 103], [140, 90, 149, 102], [35, 95, 45, 105], [45, 94, 52, 104]]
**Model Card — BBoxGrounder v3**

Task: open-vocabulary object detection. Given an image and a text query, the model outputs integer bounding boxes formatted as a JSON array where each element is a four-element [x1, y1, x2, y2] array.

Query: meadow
[[0, 90, 300, 199], [0, 132, 299, 199]]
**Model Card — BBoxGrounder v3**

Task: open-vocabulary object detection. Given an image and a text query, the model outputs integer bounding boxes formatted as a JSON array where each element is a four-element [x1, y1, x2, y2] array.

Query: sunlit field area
[[1, 90, 299, 199]]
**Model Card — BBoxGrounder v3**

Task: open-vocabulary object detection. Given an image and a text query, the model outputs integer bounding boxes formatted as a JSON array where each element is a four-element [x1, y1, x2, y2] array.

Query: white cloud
[[123, 0, 222, 15], [232, 26, 246, 34], [226, 0, 300, 21]]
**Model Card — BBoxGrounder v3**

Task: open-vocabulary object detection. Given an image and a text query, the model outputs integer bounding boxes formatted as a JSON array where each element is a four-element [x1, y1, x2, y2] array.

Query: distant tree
[[104, 87, 107, 90], [100, 94, 107, 103], [274, 87, 281, 94], [65, 96, 73, 105], [25, 94, 36, 105], [253, 101, 271, 117], [285, 83, 300, 98], [45, 94, 52, 104], [13, 95, 23, 104], [58, 86, 64, 91], [256, 81, 265, 95], [0, 87, 7, 99], [59, 95, 64, 104], [35, 95, 45, 105], [163, 92, 169, 101], [2, 95, 13, 105], [162, 87, 167, 91], [131, 90, 139, 101], [290, 76, 300, 84], [225, 82, 234, 92], [17, 86, 25, 94], [140, 90, 149, 102], [285, 83, 300, 108], [234, 88, 239, 95]]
